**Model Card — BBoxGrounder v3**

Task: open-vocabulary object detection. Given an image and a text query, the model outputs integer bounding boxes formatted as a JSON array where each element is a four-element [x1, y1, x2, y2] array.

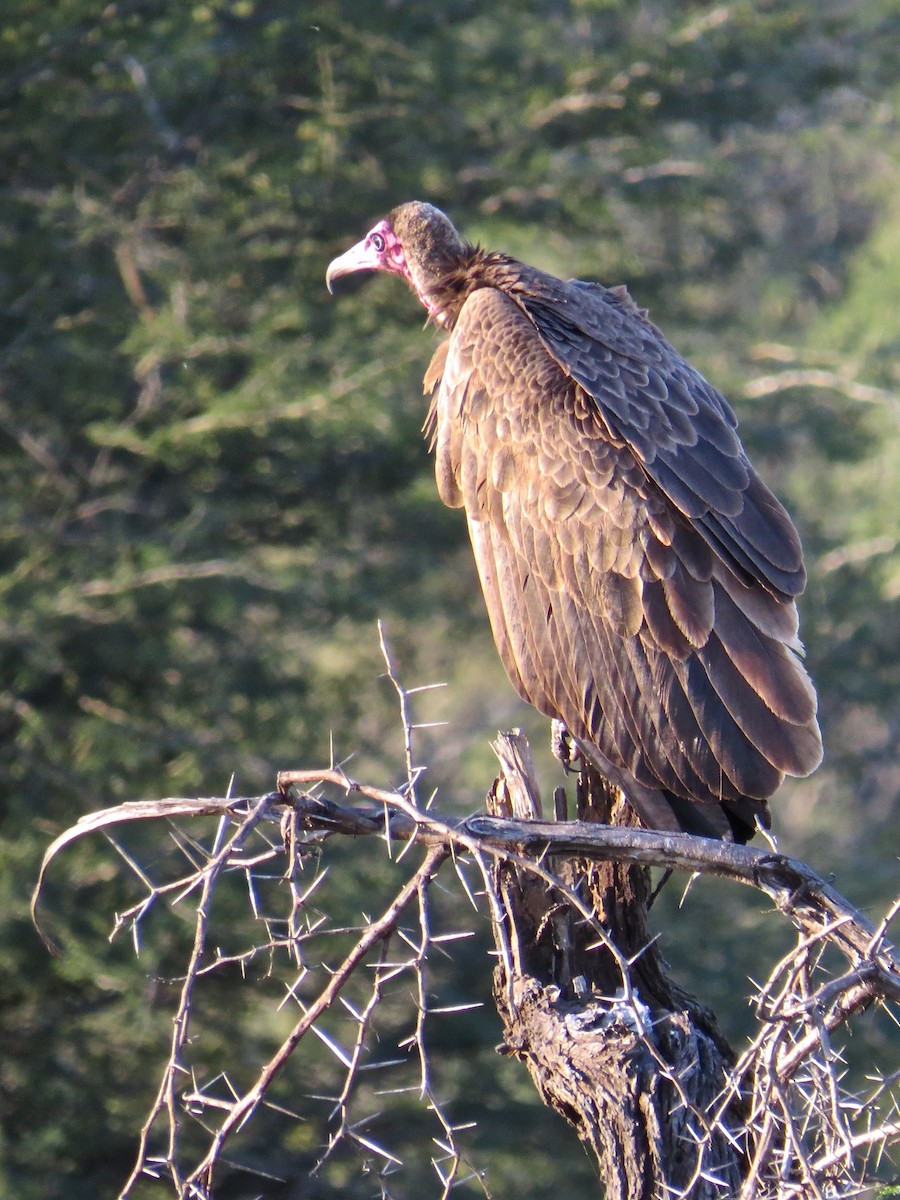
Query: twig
[[183, 844, 449, 1195], [119, 795, 272, 1198]]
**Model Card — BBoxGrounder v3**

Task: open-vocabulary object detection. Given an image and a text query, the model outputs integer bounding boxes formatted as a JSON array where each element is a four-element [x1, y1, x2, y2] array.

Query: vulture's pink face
[[325, 220, 409, 292]]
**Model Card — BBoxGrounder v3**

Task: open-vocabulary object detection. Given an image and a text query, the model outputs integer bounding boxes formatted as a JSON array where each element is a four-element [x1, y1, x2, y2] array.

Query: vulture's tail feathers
[[574, 736, 768, 844]]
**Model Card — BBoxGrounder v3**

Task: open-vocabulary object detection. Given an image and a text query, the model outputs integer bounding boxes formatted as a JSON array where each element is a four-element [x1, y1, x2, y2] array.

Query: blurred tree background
[[1, 0, 898, 1196]]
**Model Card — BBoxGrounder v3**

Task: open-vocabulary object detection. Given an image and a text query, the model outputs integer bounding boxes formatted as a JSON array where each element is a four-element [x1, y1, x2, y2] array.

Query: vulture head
[[326, 202, 474, 326]]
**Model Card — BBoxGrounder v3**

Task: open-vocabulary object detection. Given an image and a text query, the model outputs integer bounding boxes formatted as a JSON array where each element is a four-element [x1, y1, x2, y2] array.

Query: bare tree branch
[[34, 779, 900, 1005], [33, 734, 900, 1198], [182, 842, 449, 1197]]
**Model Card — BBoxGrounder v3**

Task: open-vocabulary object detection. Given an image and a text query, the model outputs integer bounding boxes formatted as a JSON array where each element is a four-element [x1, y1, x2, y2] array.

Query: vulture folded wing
[[522, 280, 806, 600], [427, 286, 821, 838]]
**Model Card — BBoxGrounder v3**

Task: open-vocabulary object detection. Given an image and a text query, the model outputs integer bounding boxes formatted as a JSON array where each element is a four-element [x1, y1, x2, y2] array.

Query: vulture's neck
[[417, 250, 538, 330]]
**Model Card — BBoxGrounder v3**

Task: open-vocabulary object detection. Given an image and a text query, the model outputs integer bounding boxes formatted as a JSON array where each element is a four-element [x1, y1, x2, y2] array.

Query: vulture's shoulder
[[514, 271, 741, 456], [426, 274, 806, 601], [510, 271, 807, 600]]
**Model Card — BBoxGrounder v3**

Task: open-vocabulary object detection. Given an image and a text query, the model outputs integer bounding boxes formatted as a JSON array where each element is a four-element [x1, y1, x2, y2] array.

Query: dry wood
[[32, 738, 900, 1199], [487, 739, 745, 1200]]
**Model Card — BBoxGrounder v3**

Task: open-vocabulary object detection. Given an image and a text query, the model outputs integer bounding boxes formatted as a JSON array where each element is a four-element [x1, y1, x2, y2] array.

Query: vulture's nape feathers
[[327, 202, 822, 842]]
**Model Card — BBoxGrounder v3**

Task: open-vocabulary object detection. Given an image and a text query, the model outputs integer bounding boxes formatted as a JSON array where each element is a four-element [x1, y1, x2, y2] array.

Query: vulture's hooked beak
[[325, 237, 382, 293]]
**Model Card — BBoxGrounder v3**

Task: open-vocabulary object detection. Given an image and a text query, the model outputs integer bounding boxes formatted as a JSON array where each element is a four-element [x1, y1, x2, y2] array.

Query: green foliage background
[[2, 0, 898, 1196]]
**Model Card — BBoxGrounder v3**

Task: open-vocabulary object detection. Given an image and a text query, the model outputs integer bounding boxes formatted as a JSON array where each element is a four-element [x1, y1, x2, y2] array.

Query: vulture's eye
[[371, 232, 386, 252]]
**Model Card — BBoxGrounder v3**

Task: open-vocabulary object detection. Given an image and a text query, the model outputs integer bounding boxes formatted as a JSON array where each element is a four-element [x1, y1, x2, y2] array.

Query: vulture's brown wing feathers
[[522, 279, 806, 599], [428, 286, 821, 840]]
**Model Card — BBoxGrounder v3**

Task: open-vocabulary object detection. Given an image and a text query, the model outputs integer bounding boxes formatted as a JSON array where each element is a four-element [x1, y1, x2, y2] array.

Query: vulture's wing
[[428, 286, 820, 837], [520, 280, 806, 600]]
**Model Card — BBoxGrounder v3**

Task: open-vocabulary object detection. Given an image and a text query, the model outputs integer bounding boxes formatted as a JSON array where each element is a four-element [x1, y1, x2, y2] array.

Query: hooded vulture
[[326, 202, 822, 842]]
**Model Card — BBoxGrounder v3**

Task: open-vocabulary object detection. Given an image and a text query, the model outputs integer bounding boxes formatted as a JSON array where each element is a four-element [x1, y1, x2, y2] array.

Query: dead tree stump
[[488, 733, 747, 1200]]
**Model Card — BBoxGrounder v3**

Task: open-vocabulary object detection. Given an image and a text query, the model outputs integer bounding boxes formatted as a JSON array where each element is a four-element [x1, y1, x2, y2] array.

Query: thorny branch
[[185, 842, 450, 1197], [32, 768, 900, 1197], [31, 647, 900, 1199], [118, 794, 272, 1197], [39, 783, 897, 999]]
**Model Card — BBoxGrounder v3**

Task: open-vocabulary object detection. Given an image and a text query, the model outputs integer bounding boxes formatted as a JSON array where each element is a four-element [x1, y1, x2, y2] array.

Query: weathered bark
[[488, 735, 747, 1200]]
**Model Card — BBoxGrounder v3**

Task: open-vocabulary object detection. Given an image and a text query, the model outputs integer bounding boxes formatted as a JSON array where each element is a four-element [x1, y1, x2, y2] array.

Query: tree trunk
[[487, 734, 747, 1200]]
